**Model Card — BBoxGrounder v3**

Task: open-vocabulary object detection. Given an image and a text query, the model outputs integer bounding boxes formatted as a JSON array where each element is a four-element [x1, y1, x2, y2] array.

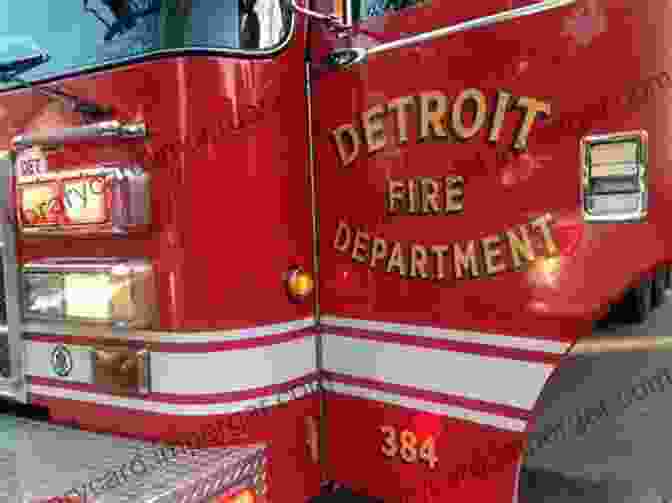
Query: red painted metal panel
[[1, 48, 314, 331], [310, 0, 672, 500], [312, 0, 671, 332]]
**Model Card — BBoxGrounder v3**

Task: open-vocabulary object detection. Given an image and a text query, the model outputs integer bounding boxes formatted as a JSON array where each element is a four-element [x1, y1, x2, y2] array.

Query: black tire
[[652, 268, 667, 308], [665, 266, 672, 290], [623, 279, 652, 324]]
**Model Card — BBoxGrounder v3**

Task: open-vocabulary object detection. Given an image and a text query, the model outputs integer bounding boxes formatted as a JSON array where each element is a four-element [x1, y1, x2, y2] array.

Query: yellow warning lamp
[[286, 266, 314, 302]]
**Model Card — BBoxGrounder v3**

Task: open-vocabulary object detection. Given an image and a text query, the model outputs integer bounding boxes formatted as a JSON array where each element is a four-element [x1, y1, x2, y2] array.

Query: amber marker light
[[212, 489, 256, 503], [286, 266, 314, 302]]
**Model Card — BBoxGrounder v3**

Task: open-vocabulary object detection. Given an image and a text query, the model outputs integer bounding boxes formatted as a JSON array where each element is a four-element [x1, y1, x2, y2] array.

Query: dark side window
[[350, 0, 426, 22], [0, 0, 292, 85]]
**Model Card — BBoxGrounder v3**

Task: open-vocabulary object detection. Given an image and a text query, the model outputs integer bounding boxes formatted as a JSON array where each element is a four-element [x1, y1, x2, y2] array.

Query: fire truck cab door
[[307, 1, 588, 502]]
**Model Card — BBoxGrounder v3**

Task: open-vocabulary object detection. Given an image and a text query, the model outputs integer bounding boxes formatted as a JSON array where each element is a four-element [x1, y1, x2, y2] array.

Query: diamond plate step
[[0, 416, 267, 503]]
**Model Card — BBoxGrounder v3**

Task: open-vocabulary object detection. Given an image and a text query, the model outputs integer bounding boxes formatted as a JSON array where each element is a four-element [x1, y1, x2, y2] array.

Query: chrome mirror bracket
[[325, 48, 368, 69]]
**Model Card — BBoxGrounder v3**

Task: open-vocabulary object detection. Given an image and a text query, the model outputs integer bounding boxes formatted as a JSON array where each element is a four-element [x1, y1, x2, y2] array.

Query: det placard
[[15, 146, 48, 178]]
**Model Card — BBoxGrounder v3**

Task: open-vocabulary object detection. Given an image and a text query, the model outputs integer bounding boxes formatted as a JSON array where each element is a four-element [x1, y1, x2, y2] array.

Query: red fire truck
[[0, 0, 668, 502]]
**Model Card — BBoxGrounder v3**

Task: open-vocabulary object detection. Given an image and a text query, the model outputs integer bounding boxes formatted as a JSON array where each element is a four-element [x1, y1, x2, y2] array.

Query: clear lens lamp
[[23, 258, 155, 328], [581, 130, 648, 222]]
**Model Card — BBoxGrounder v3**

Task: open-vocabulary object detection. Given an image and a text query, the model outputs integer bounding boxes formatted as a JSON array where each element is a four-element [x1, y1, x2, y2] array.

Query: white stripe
[[320, 315, 569, 354], [23, 317, 316, 343], [326, 381, 527, 432], [323, 334, 554, 411], [26, 336, 318, 394], [151, 337, 317, 394], [28, 383, 319, 416]]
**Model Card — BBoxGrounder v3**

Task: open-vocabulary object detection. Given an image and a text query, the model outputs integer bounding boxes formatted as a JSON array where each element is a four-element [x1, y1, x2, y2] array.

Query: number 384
[[379, 426, 438, 469]]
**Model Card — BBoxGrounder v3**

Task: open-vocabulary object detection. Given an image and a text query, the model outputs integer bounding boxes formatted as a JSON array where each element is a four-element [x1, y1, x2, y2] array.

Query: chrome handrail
[[12, 120, 147, 149], [327, 0, 577, 68]]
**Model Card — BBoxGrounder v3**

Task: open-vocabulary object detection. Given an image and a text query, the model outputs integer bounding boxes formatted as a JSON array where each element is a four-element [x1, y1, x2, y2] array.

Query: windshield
[[0, 0, 292, 84]]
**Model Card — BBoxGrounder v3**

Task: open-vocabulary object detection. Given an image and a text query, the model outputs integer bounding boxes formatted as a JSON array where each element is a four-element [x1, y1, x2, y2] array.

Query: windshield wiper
[[0, 52, 113, 123], [0, 53, 50, 81]]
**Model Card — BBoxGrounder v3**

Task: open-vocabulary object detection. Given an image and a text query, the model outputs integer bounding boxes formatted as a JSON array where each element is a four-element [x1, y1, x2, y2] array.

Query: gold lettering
[[410, 244, 429, 279], [387, 179, 406, 215], [418, 92, 448, 140], [445, 176, 464, 213], [530, 214, 558, 255], [407, 179, 419, 214], [453, 241, 479, 279], [481, 234, 506, 275], [430, 245, 450, 280], [513, 96, 551, 150], [489, 90, 512, 143], [388, 96, 415, 145], [387, 242, 408, 277], [450, 88, 487, 140], [352, 230, 371, 263], [334, 220, 352, 252], [506, 226, 536, 269], [362, 104, 387, 154], [370, 237, 388, 269], [332, 124, 362, 167], [420, 178, 441, 215]]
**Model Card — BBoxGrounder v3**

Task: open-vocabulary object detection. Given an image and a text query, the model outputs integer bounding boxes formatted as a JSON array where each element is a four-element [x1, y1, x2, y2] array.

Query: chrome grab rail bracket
[[327, 0, 576, 69]]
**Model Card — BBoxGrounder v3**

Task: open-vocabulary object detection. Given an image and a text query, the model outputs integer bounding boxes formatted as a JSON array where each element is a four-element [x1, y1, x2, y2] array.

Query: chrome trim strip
[[305, 63, 320, 323], [12, 121, 147, 149], [0, 151, 26, 401], [23, 316, 317, 342], [23, 257, 149, 273], [305, 59, 327, 477], [0, 377, 22, 399], [330, 0, 576, 68]]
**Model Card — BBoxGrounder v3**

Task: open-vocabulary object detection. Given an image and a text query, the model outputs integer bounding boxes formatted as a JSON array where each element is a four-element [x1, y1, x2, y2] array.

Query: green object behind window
[[0, 415, 17, 453]]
